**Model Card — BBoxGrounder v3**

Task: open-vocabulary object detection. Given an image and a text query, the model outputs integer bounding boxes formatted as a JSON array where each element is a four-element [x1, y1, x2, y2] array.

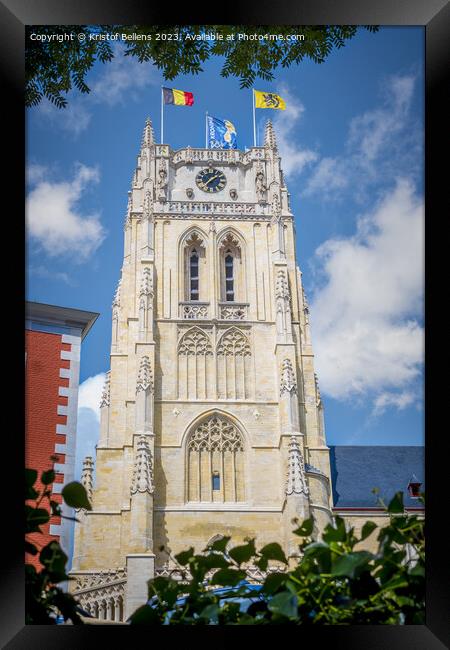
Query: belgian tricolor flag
[[162, 87, 194, 106]]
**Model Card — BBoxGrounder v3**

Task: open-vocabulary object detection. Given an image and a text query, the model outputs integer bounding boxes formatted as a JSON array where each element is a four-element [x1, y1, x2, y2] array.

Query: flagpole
[[205, 111, 208, 148], [161, 87, 164, 144], [252, 89, 256, 147]]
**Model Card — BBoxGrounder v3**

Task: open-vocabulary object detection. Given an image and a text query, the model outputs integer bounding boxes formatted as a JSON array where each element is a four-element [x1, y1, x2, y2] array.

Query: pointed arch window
[[219, 232, 244, 304], [182, 231, 206, 304], [186, 415, 245, 503]]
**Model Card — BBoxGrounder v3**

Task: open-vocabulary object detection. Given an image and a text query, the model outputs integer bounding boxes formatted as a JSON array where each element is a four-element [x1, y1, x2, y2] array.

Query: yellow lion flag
[[254, 90, 286, 110]]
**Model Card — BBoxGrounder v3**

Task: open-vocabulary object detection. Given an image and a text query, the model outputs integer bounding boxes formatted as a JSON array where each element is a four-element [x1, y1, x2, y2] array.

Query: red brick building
[[25, 302, 98, 570]]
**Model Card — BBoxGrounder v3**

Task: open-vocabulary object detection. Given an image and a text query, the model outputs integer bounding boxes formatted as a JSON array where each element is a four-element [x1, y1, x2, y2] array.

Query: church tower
[[70, 118, 333, 620]]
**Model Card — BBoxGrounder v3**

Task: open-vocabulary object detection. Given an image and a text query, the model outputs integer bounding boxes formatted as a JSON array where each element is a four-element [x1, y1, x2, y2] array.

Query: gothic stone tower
[[70, 118, 333, 621]]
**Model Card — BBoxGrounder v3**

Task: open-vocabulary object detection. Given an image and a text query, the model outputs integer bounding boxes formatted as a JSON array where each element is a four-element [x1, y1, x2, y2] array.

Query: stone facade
[[70, 118, 334, 620]]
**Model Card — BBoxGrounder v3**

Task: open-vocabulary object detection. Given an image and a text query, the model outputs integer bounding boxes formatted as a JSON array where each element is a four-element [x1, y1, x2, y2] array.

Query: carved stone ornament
[[264, 119, 278, 150], [156, 162, 168, 200], [315, 373, 322, 405], [218, 231, 240, 253], [271, 193, 281, 222], [275, 269, 290, 300], [280, 359, 297, 395], [100, 372, 111, 408], [143, 188, 154, 218], [141, 117, 155, 148], [229, 188, 238, 200], [188, 415, 244, 452], [286, 436, 309, 496], [178, 327, 213, 356], [185, 231, 205, 249], [112, 277, 122, 308], [255, 163, 267, 202], [72, 568, 127, 594], [81, 456, 94, 504], [303, 294, 310, 324], [217, 327, 251, 356], [130, 435, 154, 495], [136, 356, 153, 393], [186, 188, 194, 199], [139, 267, 153, 298]]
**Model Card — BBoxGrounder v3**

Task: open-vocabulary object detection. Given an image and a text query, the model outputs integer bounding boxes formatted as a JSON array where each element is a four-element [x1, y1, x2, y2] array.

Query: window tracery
[[186, 414, 245, 502]]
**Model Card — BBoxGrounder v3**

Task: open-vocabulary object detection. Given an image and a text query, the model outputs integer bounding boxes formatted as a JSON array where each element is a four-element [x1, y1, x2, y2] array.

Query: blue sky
[[25, 26, 424, 480]]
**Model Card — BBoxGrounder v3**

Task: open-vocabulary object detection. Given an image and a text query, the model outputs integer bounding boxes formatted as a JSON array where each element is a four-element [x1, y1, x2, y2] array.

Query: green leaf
[[262, 572, 288, 595], [26, 505, 50, 531], [174, 547, 194, 566], [210, 568, 246, 586], [128, 604, 162, 625], [360, 521, 377, 541], [292, 517, 314, 537], [25, 469, 38, 500], [258, 542, 288, 565], [409, 564, 425, 578], [323, 516, 347, 543], [25, 540, 38, 556], [387, 492, 404, 514], [201, 553, 230, 570], [378, 575, 409, 593], [61, 482, 91, 510], [228, 539, 256, 565], [199, 603, 219, 622], [331, 551, 373, 579], [26, 468, 38, 488], [267, 591, 298, 619], [39, 541, 69, 583], [302, 542, 332, 574], [255, 555, 268, 571], [41, 469, 55, 485]]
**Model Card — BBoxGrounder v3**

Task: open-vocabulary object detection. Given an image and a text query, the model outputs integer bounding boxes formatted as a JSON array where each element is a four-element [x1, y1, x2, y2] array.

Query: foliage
[[26, 25, 379, 108], [25, 466, 91, 624], [129, 491, 425, 625]]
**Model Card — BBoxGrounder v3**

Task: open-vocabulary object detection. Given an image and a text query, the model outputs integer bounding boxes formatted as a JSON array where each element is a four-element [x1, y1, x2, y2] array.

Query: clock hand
[[205, 173, 220, 186]]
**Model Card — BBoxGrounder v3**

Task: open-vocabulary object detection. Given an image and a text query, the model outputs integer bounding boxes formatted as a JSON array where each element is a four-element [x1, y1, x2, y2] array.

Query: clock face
[[195, 167, 227, 193]]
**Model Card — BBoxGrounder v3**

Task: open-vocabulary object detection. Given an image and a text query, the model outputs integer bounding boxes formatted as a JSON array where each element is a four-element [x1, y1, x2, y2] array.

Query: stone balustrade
[[179, 302, 209, 319], [218, 302, 249, 320], [179, 302, 250, 320], [70, 569, 127, 622]]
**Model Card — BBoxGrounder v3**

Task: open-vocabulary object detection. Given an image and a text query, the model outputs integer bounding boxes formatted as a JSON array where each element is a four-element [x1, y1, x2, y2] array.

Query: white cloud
[[301, 157, 349, 198], [34, 44, 159, 135], [37, 97, 92, 138], [26, 163, 48, 185], [270, 84, 318, 177], [310, 178, 424, 410], [28, 265, 76, 286], [90, 45, 158, 106], [348, 74, 415, 164], [78, 372, 105, 421], [303, 74, 420, 201], [371, 390, 416, 417], [26, 163, 106, 259], [74, 373, 105, 481]]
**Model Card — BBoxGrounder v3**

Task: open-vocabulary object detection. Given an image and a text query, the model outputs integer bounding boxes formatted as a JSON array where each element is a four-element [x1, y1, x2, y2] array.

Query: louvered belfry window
[[225, 252, 234, 301], [190, 249, 199, 300]]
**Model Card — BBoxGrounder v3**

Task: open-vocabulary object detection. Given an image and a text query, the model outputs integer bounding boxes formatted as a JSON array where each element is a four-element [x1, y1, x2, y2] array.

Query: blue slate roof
[[329, 446, 425, 508]]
